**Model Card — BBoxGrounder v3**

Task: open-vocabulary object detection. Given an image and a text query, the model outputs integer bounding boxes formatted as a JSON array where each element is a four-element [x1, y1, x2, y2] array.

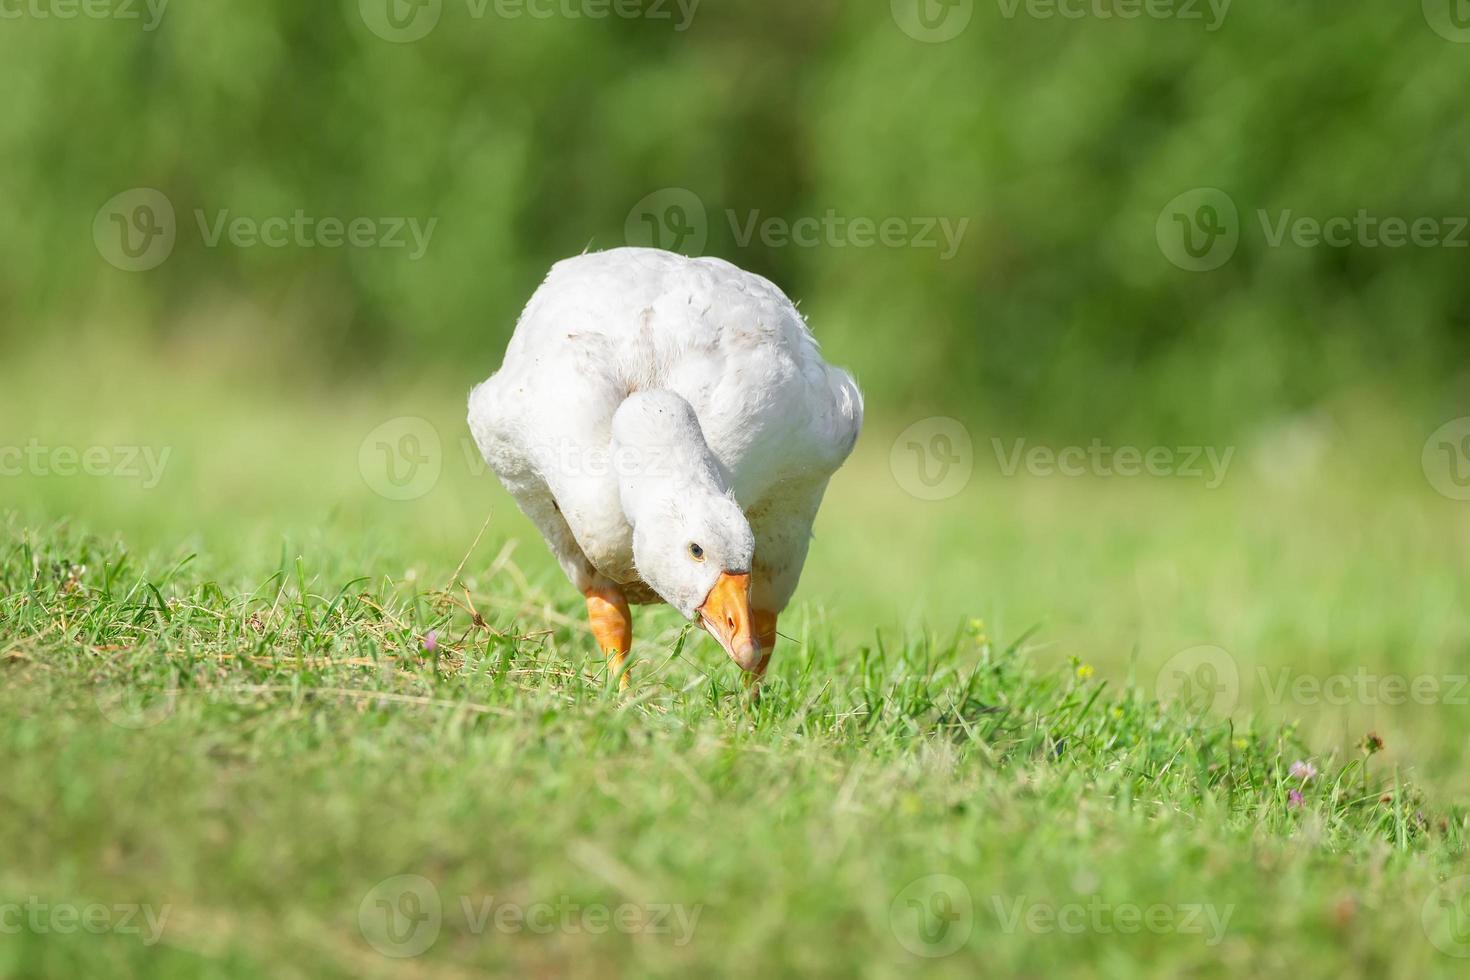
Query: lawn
[[2, 346, 1468, 978]]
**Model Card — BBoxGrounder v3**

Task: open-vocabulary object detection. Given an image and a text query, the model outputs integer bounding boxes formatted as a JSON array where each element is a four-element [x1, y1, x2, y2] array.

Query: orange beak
[[698, 571, 761, 671]]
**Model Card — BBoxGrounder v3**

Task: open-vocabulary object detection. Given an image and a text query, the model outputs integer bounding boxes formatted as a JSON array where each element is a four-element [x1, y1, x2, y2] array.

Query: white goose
[[468, 247, 863, 687]]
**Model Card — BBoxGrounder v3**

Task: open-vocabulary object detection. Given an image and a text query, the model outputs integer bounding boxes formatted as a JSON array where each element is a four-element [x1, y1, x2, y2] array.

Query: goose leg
[[585, 585, 634, 690]]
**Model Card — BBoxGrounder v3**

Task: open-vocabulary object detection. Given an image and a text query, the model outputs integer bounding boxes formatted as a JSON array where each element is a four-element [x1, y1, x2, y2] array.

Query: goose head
[[613, 391, 762, 671], [630, 491, 759, 670]]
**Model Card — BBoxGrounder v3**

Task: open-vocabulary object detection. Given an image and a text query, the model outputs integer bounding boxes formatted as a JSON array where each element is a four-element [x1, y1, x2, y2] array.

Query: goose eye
[[688, 543, 705, 562]]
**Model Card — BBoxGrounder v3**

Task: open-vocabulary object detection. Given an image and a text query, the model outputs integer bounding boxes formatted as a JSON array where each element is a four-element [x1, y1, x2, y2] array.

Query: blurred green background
[[3, 0, 1469, 435]]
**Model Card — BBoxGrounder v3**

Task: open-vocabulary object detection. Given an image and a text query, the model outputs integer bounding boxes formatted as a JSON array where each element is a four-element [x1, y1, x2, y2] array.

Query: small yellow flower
[[1232, 738, 1248, 751], [1076, 664, 1094, 680]]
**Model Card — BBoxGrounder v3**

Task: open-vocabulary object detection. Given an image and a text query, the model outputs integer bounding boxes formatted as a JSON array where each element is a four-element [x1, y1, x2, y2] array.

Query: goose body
[[468, 247, 862, 680]]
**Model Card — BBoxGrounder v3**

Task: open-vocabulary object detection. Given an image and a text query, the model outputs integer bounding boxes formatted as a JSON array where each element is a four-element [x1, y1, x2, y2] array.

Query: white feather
[[468, 247, 863, 615]]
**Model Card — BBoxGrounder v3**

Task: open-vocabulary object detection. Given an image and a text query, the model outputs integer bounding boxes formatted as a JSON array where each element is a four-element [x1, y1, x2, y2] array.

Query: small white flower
[[1288, 760, 1318, 782]]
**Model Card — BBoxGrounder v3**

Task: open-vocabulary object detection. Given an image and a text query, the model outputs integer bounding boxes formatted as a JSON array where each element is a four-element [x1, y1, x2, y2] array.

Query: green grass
[[2, 349, 1469, 977], [1, 518, 1464, 978]]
